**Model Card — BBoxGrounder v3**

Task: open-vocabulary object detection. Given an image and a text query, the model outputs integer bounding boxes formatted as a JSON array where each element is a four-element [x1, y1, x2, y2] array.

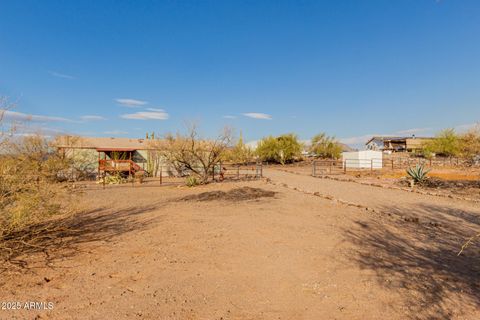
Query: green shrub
[[256, 134, 302, 164], [186, 175, 199, 187], [224, 133, 255, 164], [310, 133, 343, 159], [97, 174, 126, 185], [422, 129, 461, 157]]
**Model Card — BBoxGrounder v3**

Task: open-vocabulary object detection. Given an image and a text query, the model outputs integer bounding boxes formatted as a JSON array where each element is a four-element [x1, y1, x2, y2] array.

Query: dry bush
[[0, 133, 77, 263], [151, 124, 233, 183], [460, 124, 480, 161]]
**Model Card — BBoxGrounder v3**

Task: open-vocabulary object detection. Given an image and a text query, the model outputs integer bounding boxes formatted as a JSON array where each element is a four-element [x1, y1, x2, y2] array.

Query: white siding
[[342, 151, 383, 169]]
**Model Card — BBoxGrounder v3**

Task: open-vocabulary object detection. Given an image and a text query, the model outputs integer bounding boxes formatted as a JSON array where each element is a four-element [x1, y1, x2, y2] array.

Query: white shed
[[342, 150, 383, 169]]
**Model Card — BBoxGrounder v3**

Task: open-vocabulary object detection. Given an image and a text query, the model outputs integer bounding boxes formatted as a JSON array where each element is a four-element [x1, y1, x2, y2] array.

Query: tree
[[422, 129, 461, 157], [155, 124, 233, 183], [310, 133, 343, 159], [224, 132, 255, 164], [256, 133, 302, 164]]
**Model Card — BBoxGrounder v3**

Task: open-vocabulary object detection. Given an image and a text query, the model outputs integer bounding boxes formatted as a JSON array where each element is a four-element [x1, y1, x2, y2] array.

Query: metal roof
[[54, 136, 155, 150]]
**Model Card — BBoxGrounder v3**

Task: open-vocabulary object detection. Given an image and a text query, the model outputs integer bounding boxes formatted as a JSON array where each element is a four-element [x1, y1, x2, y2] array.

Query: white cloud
[[104, 130, 128, 135], [49, 70, 75, 80], [115, 98, 148, 108], [242, 113, 272, 120], [1, 110, 71, 122], [120, 109, 169, 120], [396, 127, 431, 135], [80, 115, 106, 121], [223, 115, 236, 119], [9, 123, 67, 138], [455, 122, 479, 133], [339, 134, 379, 145]]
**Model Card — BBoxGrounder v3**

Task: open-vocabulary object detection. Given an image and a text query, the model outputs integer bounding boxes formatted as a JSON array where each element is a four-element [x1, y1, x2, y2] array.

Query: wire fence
[[0, 163, 264, 190], [312, 157, 476, 176], [91, 162, 263, 189]]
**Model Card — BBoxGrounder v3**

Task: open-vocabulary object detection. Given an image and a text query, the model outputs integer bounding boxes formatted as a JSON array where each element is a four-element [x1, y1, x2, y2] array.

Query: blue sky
[[1, 0, 479, 147]]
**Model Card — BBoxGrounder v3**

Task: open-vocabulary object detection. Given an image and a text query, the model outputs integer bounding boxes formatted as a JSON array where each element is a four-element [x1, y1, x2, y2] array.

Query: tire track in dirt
[[275, 167, 480, 203], [263, 168, 480, 233]]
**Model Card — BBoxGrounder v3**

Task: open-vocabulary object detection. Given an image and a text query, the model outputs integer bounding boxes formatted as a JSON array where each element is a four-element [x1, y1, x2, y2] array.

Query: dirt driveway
[[1, 178, 479, 319], [264, 168, 480, 227]]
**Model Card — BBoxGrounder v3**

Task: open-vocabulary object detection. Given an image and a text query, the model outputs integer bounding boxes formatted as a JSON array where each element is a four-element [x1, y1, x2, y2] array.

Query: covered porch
[[97, 148, 144, 176]]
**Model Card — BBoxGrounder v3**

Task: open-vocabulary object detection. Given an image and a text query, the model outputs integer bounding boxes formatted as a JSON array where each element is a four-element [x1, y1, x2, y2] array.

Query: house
[[54, 136, 159, 177], [366, 135, 433, 153], [365, 137, 386, 151]]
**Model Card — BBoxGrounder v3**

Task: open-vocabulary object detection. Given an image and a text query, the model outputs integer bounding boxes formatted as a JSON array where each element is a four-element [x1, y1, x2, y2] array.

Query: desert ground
[[277, 162, 480, 201], [1, 168, 480, 319]]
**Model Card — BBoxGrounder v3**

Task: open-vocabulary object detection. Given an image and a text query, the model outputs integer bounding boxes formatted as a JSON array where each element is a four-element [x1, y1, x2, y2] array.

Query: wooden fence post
[[343, 160, 347, 173], [160, 166, 163, 185]]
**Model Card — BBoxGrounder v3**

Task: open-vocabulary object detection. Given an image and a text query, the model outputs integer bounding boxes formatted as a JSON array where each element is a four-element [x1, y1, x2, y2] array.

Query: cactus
[[145, 132, 159, 177], [406, 164, 431, 185]]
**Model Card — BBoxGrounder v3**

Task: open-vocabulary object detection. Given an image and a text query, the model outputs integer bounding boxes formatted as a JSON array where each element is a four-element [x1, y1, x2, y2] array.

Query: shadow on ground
[[346, 202, 480, 319], [0, 202, 165, 275]]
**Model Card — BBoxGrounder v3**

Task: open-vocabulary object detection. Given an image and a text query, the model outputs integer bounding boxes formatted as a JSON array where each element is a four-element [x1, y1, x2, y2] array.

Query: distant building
[[366, 135, 433, 153]]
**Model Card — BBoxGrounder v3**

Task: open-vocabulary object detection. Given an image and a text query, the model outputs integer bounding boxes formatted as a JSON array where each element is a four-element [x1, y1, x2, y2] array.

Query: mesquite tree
[[156, 125, 233, 183]]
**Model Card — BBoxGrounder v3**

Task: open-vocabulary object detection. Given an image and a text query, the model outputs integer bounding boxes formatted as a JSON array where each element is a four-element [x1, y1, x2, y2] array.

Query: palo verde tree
[[256, 133, 303, 165], [422, 129, 461, 157], [224, 132, 255, 164], [309, 133, 343, 159]]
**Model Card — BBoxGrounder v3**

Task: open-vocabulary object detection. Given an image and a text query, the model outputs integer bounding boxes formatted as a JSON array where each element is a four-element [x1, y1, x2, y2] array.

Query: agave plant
[[185, 175, 199, 187], [406, 164, 431, 185]]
